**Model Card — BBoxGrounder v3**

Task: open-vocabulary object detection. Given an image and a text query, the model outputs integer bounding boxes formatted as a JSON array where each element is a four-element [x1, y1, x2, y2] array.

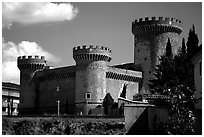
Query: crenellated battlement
[[132, 16, 182, 35], [17, 55, 45, 60], [73, 45, 111, 53], [17, 55, 47, 70], [73, 45, 112, 62], [133, 17, 182, 25]]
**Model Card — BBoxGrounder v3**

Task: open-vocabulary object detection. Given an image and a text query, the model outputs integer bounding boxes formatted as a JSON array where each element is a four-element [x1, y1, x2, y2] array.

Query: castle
[[17, 17, 182, 115]]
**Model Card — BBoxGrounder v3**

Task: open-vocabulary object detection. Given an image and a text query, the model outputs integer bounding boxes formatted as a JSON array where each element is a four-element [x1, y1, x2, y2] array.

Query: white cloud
[[2, 2, 79, 28], [2, 40, 60, 84]]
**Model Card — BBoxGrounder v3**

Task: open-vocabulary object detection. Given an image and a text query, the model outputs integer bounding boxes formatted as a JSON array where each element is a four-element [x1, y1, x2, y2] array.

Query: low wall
[[124, 104, 168, 134]]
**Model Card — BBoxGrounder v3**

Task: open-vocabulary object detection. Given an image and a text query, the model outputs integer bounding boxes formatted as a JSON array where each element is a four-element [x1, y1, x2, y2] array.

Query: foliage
[[182, 38, 186, 54], [174, 53, 195, 90], [149, 33, 195, 94], [186, 25, 199, 56], [133, 93, 143, 101], [111, 102, 118, 109], [149, 30, 198, 134], [149, 55, 175, 95], [2, 118, 15, 135], [2, 117, 125, 135], [166, 38, 173, 57], [102, 93, 114, 115], [159, 85, 196, 135], [13, 120, 36, 135]]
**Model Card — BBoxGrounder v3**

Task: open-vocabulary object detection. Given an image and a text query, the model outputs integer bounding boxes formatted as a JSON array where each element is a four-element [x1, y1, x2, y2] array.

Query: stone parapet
[[132, 17, 182, 35], [73, 45, 111, 62], [106, 66, 142, 82], [17, 55, 46, 70]]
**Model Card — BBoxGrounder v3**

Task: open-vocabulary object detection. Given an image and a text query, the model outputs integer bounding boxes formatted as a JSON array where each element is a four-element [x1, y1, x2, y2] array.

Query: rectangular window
[[86, 93, 91, 99], [2, 107, 6, 112], [200, 61, 202, 76]]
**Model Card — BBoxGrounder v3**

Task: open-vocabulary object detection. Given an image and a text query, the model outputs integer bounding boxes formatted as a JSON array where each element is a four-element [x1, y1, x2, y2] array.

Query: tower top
[[132, 16, 183, 35], [73, 45, 112, 62], [17, 55, 47, 70], [73, 45, 111, 54]]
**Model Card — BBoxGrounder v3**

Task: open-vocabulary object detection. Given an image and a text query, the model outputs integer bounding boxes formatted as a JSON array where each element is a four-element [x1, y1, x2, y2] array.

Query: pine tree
[[186, 25, 199, 56], [149, 56, 175, 95], [182, 38, 186, 55], [149, 33, 196, 135], [166, 38, 173, 57], [149, 39, 175, 94]]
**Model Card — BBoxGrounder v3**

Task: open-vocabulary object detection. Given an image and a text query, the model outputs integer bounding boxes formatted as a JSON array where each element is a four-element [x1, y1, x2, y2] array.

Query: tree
[[186, 25, 199, 56], [149, 39, 175, 94], [166, 38, 173, 57], [182, 38, 186, 55], [149, 37, 196, 134], [160, 85, 195, 135], [102, 93, 114, 115], [174, 53, 195, 91], [149, 56, 175, 95]]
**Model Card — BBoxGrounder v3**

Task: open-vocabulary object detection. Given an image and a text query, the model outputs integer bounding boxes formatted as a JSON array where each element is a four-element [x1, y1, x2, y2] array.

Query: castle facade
[[17, 16, 182, 115]]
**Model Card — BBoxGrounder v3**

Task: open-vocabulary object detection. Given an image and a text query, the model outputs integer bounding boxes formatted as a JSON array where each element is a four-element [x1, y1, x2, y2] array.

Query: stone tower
[[17, 55, 46, 114], [132, 17, 182, 93], [73, 45, 112, 115]]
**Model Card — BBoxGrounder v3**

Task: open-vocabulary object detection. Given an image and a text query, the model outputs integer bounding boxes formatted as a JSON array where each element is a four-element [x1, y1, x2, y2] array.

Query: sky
[[2, 2, 202, 84]]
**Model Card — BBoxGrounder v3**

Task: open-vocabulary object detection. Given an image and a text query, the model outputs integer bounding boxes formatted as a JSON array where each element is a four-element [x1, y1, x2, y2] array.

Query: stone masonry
[[132, 17, 182, 93], [17, 16, 182, 115]]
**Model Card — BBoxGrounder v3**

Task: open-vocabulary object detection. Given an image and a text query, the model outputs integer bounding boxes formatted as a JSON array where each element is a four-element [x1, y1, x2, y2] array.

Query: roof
[[111, 63, 142, 71], [2, 82, 20, 91]]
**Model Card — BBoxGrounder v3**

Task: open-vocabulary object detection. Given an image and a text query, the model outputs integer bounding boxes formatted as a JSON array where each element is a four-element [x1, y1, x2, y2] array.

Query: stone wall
[[17, 56, 47, 115], [35, 66, 76, 114], [106, 66, 142, 101], [106, 79, 139, 101], [191, 49, 202, 110], [124, 104, 169, 134], [38, 78, 75, 114], [73, 45, 112, 115], [75, 61, 107, 115], [132, 17, 182, 92], [134, 32, 180, 93]]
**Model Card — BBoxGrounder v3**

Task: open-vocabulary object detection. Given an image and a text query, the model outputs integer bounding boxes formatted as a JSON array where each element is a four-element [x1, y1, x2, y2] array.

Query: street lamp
[[56, 100, 60, 116], [56, 86, 60, 116]]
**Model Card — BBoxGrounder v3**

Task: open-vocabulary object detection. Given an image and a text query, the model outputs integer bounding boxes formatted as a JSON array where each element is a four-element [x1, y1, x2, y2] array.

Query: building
[[190, 45, 202, 134], [2, 82, 20, 115], [17, 16, 182, 115], [190, 45, 202, 110], [187, 45, 202, 135]]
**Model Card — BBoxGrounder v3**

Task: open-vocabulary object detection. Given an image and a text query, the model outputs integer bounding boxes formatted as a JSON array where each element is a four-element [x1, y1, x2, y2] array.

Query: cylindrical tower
[[17, 55, 46, 114], [73, 45, 112, 115], [132, 17, 182, 93]]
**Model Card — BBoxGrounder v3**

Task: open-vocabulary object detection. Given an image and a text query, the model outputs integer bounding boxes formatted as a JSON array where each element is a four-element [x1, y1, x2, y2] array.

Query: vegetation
[[2, 117, 125, 135], [102, 93, 114, 115], [149, 25, 200, 134], [186, 25, 199, 56]]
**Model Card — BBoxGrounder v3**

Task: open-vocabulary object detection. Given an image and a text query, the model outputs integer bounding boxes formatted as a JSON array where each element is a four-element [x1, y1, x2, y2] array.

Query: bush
[[2, 117, 125, 135], [13, 120, 36, 135], [2, 118, 15, 135]]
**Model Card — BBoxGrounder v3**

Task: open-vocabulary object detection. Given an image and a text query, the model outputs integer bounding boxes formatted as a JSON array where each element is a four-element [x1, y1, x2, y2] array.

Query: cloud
[[2, 2, 79, 28], [2, 40, 60, 84]]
